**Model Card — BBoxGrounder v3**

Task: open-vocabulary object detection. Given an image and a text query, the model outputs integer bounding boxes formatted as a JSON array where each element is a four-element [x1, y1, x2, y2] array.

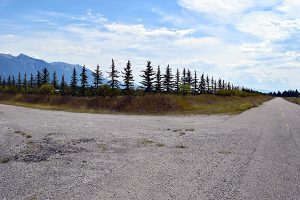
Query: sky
[[0, 0, 300, 91]]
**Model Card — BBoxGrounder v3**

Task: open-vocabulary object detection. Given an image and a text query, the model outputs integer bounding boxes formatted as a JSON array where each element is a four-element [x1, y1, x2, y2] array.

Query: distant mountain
[[0, 53, 107, 85]]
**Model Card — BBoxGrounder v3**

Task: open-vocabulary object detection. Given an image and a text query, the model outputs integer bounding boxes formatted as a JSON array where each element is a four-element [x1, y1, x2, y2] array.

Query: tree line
[[0, 59, 255, 97], [270, 90, 299, 97]]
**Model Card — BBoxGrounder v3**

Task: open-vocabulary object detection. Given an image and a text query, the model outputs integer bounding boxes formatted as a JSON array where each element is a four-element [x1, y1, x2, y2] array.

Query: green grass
[[0, 93, 272, 115]]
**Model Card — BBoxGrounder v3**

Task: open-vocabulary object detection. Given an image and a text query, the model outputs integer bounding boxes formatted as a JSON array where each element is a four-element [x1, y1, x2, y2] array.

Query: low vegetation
[[0, 93, 271, 114], [286, 97, 300, 105]]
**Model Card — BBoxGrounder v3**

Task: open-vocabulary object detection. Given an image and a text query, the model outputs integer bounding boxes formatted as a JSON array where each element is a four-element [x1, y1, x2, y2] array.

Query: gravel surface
[[0, 98, 299, 200]]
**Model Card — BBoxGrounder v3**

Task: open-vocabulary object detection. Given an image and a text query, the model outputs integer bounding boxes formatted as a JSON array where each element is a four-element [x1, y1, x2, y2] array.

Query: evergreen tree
[[80, 65, 88, 96], [192, 71, 198, 94], [155, 66, 163, 92], [140, 61, 155, 93], [42, 67, 50, 84], [211, 76, 214, 94], [51, 71, 58, 89], [108, 59, 120, 89], [61, 75, 66, 95], [92, 65, 103, 89], [175, 68, 180, 94], [7, 76, 11, 86], [122, 61, 134, 91], [17, 72, 21, 93], [182, 68, 186, 84], [214, 80, 217, 93], [2, 78, 6, 88], [29, 73, 34, 88], [23, 73, 27, 92], [199, 73, 206, 94], [163, 65, 174, 93], [36, 70, 41, 87], [206, 75, 210, 93], [70, 67, 78, 96], [0, 76, 2, 87], [12, 76, 15, 86], [222, 80, 225, 89], [218, 78, 222, 90], [186, 70, 192, 85]]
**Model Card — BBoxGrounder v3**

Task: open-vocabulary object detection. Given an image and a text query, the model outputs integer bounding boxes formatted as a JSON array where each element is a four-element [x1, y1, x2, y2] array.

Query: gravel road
[[0, 98, 299, 200]]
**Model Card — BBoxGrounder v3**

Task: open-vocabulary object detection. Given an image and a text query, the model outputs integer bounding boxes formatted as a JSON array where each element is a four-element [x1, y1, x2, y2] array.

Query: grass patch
[[0, 93, 272, 115], [98, 143, 108, 152], [15, 130, 32, 139], [139, 138, 155, 145], [185, 128, 195, 132], [25, 195, 37, 200], [175, 145, 186, 149], [173, 129, 183, 132], [0, 157, 10, 164], [286, 97, 300, 105], [155, 143, 166, 147], [217, 150, 232, 155]]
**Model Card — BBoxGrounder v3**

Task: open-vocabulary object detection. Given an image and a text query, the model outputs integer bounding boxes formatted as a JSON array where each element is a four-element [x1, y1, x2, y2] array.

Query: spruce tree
[[175, 68, 180, 94], [192, 71, 198, 94], [2, 78, 6, 88], [51, 71, 58, 89], [214, 80, 217, 93], [182, 68, 186, 84], [206, 75, 210, 93], [211, 76, 214, 94], [92, 65, 103, 89], [80, 65, 88, 96], [29, 73, 34, 88], [187, 70, 192, 85], [23, 73, 27, 92], [122, 61, 134, 91], [7, 76, 11, 86], [155, 66, 163, 92], [108, 59, 120, 89], [36, 70, 41, 87], [140, 61, 155, 93], [42, 67, 50, 84], [12, 76, 15, 86], [218, 78, 222, 90], [222, 80, 225, 89], [163, 65, 174, 93], [0, 76, 2, 87], [70, 67, 78, 96], [17, 72, 21, 93], [199, 73, 206, 94], [61, 75, 66, 95]]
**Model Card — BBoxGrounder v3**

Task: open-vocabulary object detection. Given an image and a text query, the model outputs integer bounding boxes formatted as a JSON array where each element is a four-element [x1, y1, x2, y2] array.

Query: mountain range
[[0, 53, 101, 85]]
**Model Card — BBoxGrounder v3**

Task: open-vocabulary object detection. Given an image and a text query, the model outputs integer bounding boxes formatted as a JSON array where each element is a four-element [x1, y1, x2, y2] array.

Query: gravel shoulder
[[0, 98, 299, 200]]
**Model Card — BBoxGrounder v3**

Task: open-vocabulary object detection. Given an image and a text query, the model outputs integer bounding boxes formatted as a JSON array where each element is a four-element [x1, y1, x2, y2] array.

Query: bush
[[3, 85, 18, 94], [39, 84, 54, 95]]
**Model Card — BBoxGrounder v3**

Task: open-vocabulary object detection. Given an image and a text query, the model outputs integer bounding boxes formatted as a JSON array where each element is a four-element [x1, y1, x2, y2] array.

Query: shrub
[[39, 84, 54, 95]]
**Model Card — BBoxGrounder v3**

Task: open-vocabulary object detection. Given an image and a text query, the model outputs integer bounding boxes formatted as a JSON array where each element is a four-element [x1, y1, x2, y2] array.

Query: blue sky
[[0, 0, 300, 91]]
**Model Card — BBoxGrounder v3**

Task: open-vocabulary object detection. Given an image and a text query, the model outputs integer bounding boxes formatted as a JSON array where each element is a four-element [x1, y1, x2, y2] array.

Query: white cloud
[[104, 23, 195, 37], [236, 12, 300, 41], [178, 0, 253, 17]]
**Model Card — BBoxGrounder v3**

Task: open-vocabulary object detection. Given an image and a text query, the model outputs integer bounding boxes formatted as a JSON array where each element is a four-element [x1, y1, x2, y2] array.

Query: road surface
[[0, 98, 299, 199]]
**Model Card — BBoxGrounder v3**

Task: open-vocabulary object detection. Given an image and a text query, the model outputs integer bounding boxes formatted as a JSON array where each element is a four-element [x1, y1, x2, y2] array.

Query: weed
[[98, 143, 107, 152], [179, 132, 186, 136], [185, 128, 195, 132], [0, 157, 10, 164], [139, 138, 155, 145], [218, 150, 232, 155], [173, 129, 182, 132], [175, 145, 186, 149], [155, 143, 166, 147]]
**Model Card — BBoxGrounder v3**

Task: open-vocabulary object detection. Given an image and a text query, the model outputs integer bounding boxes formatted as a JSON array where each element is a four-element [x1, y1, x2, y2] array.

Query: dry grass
[[0, 93, 272, 115], [286, 97, 300, 105]]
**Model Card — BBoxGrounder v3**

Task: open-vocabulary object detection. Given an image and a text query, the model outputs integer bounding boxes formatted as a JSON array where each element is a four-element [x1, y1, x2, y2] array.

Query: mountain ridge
[[0, 53, 100, 85]]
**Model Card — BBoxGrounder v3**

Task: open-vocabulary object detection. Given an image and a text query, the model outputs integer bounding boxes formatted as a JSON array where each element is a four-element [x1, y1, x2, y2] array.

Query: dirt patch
[[11, 136, 95, 163]]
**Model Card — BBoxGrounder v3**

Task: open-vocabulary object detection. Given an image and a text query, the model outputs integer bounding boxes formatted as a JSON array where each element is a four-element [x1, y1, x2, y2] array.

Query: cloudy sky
[[0, 0, 300, 91]]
